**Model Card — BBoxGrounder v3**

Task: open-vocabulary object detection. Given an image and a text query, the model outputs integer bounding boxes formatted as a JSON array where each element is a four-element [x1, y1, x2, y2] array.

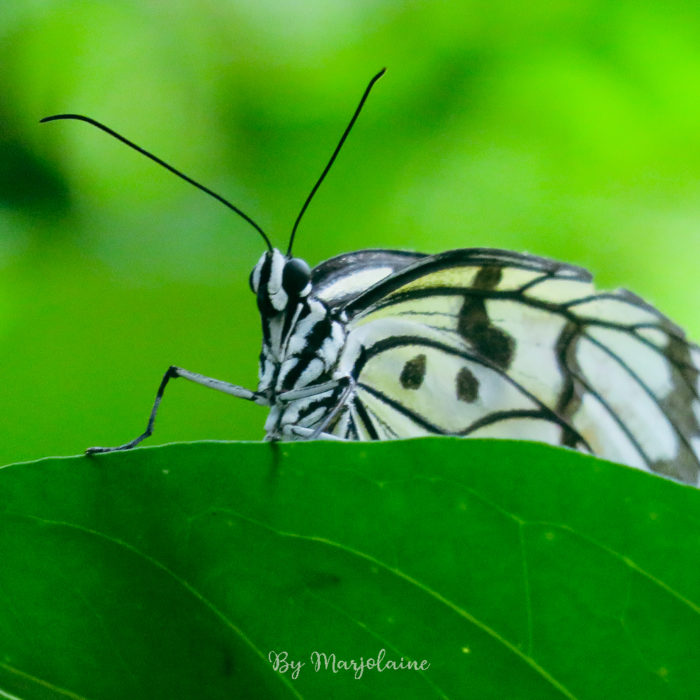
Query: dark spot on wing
[[474, 266, 502, 290], [554, 320, 585, 446], [650, 452, 698, 485], [649, 327, 700, 483], [456, 367, 479, 402], [664, 331, 699, 396], [458, 297, 514, 369], [560, 424, 585, 449], [400, 353, 427, 389]]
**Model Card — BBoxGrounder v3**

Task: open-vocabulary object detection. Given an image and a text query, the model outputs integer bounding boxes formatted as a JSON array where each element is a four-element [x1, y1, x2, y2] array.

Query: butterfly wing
[[312, 249, 428, 308], [325, 248, 700, 485]]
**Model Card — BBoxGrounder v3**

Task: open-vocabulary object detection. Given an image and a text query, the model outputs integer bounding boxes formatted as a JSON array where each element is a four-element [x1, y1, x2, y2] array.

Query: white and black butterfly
[[43, 70, 700, 486]]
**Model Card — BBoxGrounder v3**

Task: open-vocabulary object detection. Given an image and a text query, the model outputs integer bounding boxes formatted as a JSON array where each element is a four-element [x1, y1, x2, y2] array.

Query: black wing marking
[[347, 334, 588, 448], [343, 247, 591, 318], [331, 249, 699, 484]]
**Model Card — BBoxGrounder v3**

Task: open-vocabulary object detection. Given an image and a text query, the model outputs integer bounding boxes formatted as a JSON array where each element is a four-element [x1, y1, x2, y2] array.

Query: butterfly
[[42, 69, 700, 487]]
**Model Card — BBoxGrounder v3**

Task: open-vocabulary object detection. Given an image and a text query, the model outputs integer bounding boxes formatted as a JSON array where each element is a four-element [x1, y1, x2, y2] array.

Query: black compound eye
[[248, 268, 257, 294], [282, 257, 311, 296]]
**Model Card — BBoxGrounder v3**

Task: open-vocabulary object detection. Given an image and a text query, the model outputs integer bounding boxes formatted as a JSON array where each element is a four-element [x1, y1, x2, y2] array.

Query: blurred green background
[[1, 1, 699, 465]]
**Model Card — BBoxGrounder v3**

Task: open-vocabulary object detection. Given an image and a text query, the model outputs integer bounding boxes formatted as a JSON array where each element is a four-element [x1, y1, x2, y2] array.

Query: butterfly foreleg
[[283, 425, 347, 441], [271, 375, 355, 441], [86, 365, 266, 454], [276, 378, 348, 403], [309, 376, 355, 439]]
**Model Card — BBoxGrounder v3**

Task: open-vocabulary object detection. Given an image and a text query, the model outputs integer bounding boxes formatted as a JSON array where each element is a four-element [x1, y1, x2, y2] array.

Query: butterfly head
[[249, 249, 312, 317]]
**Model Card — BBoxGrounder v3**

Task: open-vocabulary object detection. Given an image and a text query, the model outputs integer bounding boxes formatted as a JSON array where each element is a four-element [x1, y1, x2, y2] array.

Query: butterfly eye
[[282, 257, 311, 297], [249, 268, 257, 294]]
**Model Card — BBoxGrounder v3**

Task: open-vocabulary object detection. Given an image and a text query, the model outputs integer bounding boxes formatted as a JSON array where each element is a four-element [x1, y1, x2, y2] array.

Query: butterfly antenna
[[40, 114, 273, 251], [287, 68, 386, 256]]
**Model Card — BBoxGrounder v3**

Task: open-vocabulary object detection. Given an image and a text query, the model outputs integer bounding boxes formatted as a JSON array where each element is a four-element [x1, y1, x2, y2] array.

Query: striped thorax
[[250, 249, 347, 439]]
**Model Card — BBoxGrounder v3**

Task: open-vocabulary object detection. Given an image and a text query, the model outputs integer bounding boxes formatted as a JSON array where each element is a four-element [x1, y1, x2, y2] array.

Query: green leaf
[[0, 439, 698, 699]]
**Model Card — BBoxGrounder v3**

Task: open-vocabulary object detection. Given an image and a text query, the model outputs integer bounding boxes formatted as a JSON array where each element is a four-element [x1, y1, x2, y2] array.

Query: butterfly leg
[[284, 426, 347, 441], [86, 365, 266, 454], [309, 377, 355, 439], [270, 376, 355, 441], [276, 379, 346, 402]]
